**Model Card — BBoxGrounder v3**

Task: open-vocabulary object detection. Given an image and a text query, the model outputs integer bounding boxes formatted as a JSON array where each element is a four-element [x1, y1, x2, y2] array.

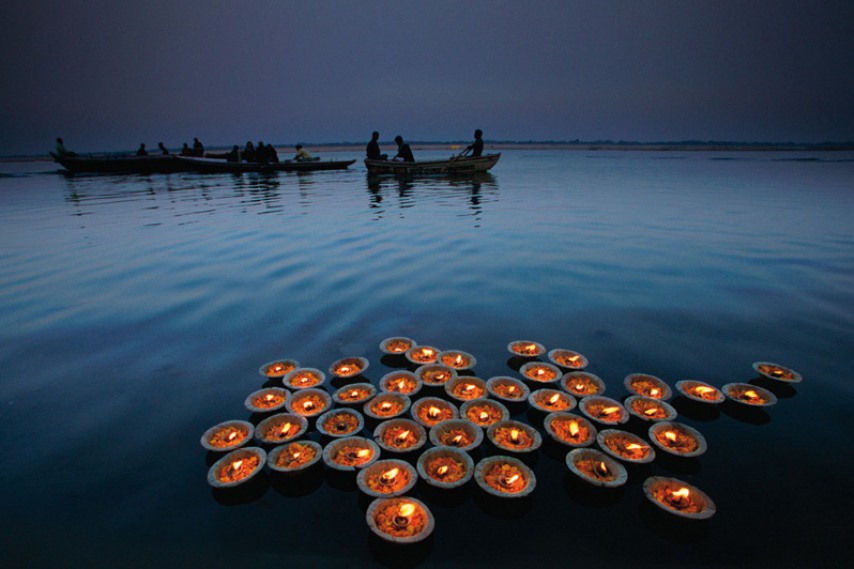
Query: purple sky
[[2, 0, 853, 155]]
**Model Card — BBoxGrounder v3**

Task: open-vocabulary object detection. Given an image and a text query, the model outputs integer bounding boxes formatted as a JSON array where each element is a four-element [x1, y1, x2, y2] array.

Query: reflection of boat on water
[[176, 156, 357, 173], [364, 153, 501, 176], [51, 152, 185, 174]]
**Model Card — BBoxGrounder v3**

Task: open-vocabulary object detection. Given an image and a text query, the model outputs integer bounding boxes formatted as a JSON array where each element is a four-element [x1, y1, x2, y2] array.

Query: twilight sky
[[2, 0, 853, 155]]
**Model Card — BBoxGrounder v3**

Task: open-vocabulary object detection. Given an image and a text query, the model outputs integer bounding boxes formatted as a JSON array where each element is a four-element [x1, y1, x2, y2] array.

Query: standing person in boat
[[366, 131, 387, 160], [294, 144, 313, 161], [157, 142, 169, 155], [392, 136, 414, 162], [136, 143, 148, 156], [461, 129, 484, 157], [192, 137, 204, 157]]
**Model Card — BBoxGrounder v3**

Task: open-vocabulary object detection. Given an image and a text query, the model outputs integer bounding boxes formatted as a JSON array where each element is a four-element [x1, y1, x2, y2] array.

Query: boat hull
[[51, 153, 185, 174], [176, 156, 356, 173], [364, 153, 500, 176]]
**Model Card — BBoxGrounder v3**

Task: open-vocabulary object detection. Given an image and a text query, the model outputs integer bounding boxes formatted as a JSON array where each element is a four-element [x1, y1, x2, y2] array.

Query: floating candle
[[675, 380, 725, 404], [722, 383, 777, 407], [649, 422, 708, 457], [548, 348, 589, 370], [753, 361, 802, 383], [521, 362, 561, 383], [475, 456, 536, 497], [380, 337, 416, 355], [462, 399, 509, 428], [560, 372, 606, 397], [597, 429, 655, 463], [624, 373, 672, 400], [566, 448, 628, 487], [417, 447, 474, 488], [488, 421, 542, 453], [201, 420, 254, 452], [643, 476, 716, 519], [367, 497, 435, 543], [508, 340, 545, 357], [283, 368, 326, 390], [207, 447, 267, 488], [329, 357, 369, 379], [259, 359, 299, 379]]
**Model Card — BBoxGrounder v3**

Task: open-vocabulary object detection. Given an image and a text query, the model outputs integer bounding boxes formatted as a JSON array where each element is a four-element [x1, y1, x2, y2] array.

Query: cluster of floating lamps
[[201, 337, 802, 540]]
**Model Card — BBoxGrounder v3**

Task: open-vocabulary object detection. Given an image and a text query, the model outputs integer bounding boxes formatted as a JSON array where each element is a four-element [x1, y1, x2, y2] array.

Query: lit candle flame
[[349, 389, 359, 398], [507, 385, 516, 394], [525, 343, 537, 353], [479, 411, 489, 421], [595, 461, 609, 476], [567, 355, 580, 364], [625, 443, 644, 450], [601, 406, 620, 415], [534, 367, 546, 378], [428, 406, 440, 418], [265, 394, 275, 402], [396, 430, 411, 443], [502, 474, 520, 486], [397, 379, 406, 390], [230, 459, 243, 471], [436, 465, 449, 476], [665, 431, 678, 443], [650, 387, 660, 397], [643, 408, 658, 416], [548, 393, 561, 405], [695, 386, 715, 396], [381, 467, 399, 483], [338, 365, 352, 375], [463, 383, 475, 392], [280, 422, 292, 436], [380, 402, 392, 411], [398, 503, 415, 517], [510, 428, 520, 443], [450, 434, 464, 445], [575, 383, 585, 391], [422, 348, 434, 357], [669, 486, 691, 506], [744, 389, 759, 400], [302, 400, 315, 411], [454, 354, 464, 366], [227, 430, 238, 441], [292, 451, 301, 460], [356, 449, 371, 458], [569, 420, 580, 437]]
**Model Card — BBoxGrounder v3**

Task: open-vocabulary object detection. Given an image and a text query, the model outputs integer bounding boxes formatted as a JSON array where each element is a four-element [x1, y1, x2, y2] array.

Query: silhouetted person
[[462, 129, 484, 157], [158, 142, 169, 155], [55, 137, 76, 157], [366, 131, 387, 160], [243, 141, 256, 162], [266, 143, 279, 163], [192, 137, 204, 157], [257, 142, 269, 164], [294, 144, 313, 161], [136, 143, 148, 156], [180, 143, 192, 156], [393, 136, 414, 162], [226, 145, 240, 162]]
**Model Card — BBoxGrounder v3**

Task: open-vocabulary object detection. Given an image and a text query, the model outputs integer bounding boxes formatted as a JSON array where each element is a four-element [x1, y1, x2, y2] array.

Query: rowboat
[[364, 153, 500, 176], [51, 152, 185, 174], [175, 156, 357, 173]]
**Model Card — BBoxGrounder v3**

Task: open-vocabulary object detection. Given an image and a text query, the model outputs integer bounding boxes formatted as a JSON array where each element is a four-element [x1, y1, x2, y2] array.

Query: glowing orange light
[[398, 503, 415, 517], [227, 430, 238, 442], [356, 449, 371, 458], [428, 406, 440, 418], [450, 434, 464, 445], [436, 465, 449, 476], [548, 393, 560, 405], [396, 430, 411, 443], [479, 411, 489, 421], [279, 422, 292, 436], [569, 420, 580, 437], [381, 468, 399, 484], [665, 431, 677, 443], [510, 428, 520, 443]]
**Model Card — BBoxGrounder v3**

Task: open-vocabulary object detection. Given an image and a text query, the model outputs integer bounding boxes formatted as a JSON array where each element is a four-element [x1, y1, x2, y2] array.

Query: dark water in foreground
[[1, 150, 852, 568]]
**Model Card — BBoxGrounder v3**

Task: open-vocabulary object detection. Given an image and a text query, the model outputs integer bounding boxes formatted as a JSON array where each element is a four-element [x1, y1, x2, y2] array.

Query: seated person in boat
[[366, 131, 387, 160], [294, 144, 315, 161], [158, 142, 169, 155], [192, 137, 205, 157], [257, 142, 270, 164], [393, 136, 414, 162], [243, 141, 256, 162], [461, 129, 484, 157], [265, 143, 279, 163], [180, 143, 193, 156], [55, 137, 76, 157], [136, 143, 148, 156], [225, 145, 240, 162]]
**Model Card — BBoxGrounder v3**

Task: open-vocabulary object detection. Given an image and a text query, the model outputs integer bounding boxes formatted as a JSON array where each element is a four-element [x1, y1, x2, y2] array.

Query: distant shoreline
[[4, 141, 853, 161]]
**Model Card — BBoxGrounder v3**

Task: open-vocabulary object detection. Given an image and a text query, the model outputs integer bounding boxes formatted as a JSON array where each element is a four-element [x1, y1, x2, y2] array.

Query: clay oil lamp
[[332, 382, 377, 406], [316, 408, 365, 438], [366, 497, 435, 544], [543, 412, 598, 447], [267, 440, 322, 474], [363, 393, 411, 421], [474, 455, 536, 498], [285, 388, 331, 418], [411, 397, 459, 429], [486, 376, 531, 403], [566, 448, 628, 488], [200, 420, 254, 452], [529, 388, 577, 413], [254, 412, 308, 445], [374, 418, 427, 454], [357, 459, 418, 498], [625, 395, 678, 423], [507, 340, 546, 358], [460, 398, 509, 429], [548, 348, 589, 370], [444, 376, 488, 403], [753, 361, 803, 384], [643, 476, 716, 519], [520, 361, 562, 384], [429, 419, 484, 452], [597, 429, 655, 464], [405, 345, 439, 366], [560, 371, 606, 398], [438, 350, 476, 371], [722, 383, 778, 407], [675, 380, 725, 404], [379, 336, 417, 356], [283, 367, 326, 390], [207, 447, 266, 489], [322, 436, 381, 471], [649, 421, 708, 458], [417, 447, 475, 489], [414, 363, 457, 388], [624, 373, 672, 401], [487, 420, 542, 454], [244, 387, 289, 414], [380, 370, 422, 397], [579, 396, 629, 426], [258, 358, 299, 380], [329, 356, 369, 380]]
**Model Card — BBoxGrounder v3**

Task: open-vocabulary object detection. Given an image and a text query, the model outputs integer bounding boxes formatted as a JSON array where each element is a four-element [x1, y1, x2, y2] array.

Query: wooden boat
[[51, 152, 185, 174], [176, 156, 356, 173], [364, 153, 501, 176]]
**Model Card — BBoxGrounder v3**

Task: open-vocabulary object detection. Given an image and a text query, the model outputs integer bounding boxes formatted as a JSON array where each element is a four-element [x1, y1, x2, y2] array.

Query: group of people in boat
[[366, 129, 484, 162]]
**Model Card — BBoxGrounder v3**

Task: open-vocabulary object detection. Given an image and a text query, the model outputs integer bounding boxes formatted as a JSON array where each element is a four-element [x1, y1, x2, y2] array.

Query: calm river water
[[1, 149, 852, 568]]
